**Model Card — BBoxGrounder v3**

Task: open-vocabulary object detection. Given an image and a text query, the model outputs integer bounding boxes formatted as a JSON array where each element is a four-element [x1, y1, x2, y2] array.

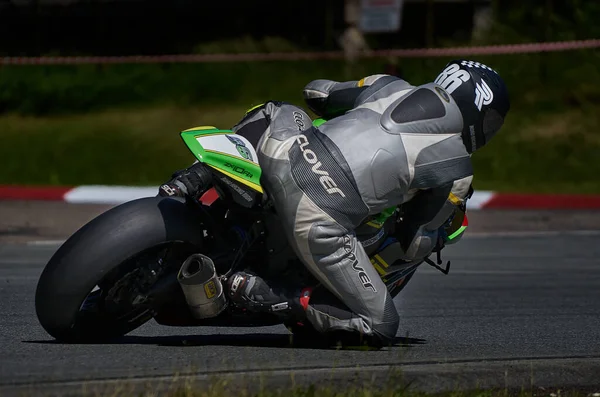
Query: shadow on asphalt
[[23, 333, 427, 350]]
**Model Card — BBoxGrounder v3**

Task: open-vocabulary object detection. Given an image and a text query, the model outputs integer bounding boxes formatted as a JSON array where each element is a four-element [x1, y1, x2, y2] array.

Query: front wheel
[[35, 196, 207, 343]]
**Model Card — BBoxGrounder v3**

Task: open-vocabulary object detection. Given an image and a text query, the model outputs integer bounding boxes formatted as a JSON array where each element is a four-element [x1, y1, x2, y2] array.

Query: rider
[[159, 59, 510, 348]]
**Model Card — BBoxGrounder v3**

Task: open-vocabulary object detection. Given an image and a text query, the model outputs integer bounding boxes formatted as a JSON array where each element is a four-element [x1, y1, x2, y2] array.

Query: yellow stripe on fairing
[[366, 221, 383, 229], [245, 103, 265, 114], [371, 259, 386, 276], [374, 254, 390, 268], [358, 78, 365, 87], [182, 126, 218, 132], [207, 165, 264, 193]]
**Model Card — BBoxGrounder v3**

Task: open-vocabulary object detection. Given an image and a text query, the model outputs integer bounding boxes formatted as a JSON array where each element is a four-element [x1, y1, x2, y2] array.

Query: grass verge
[[26, 373, 598, 397], [1, 51, 598, 117], [0, 102, 599, 193], [149, 383, 596, 397], [0, 105, 248, 186]]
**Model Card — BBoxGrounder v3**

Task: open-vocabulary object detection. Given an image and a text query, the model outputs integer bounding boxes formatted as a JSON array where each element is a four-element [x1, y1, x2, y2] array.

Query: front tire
[[35, 196, 206, 343]]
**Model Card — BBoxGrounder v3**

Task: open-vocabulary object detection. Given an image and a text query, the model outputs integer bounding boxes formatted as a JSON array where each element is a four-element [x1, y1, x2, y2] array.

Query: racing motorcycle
[[35, 118, 462, 344]]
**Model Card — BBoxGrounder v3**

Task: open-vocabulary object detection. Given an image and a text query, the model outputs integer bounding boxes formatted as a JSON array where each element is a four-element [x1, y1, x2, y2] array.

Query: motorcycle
[[34, 118, 454, 344]]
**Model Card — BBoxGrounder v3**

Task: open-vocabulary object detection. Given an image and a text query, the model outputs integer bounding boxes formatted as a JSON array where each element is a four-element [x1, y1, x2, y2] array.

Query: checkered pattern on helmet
[[460, 60, 497, 73]]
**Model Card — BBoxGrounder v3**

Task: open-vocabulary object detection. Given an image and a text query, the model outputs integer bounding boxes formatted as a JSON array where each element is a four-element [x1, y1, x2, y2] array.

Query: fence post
[[342, 0, 369, 78]]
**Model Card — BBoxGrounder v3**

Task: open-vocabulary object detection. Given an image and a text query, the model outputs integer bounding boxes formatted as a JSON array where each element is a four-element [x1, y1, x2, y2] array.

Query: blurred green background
[[0, 0, 598, 192]]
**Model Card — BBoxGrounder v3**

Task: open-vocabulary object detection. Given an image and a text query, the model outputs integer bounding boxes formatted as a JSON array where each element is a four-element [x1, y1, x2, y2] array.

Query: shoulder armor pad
[[381, 82, 463, 135]]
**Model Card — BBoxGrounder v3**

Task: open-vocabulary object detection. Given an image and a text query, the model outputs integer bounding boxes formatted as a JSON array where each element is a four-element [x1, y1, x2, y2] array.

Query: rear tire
[[35, 196, 206, 343]]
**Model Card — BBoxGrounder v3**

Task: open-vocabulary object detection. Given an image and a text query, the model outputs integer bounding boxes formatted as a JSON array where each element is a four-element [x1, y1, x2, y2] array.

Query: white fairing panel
[[196, 134, 259, 164]]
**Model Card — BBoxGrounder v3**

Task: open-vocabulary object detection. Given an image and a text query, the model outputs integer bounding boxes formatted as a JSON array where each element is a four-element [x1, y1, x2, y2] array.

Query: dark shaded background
[[0, 0, 480, 56]]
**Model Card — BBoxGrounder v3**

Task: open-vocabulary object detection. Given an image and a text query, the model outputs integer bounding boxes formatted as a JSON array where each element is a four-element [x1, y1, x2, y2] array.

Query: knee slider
[[371, 298, 400, 344], [371, 316, 399, 345]]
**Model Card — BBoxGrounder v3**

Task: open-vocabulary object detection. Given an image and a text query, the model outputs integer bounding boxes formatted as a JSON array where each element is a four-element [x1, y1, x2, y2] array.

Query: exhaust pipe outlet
[[177, 254, 227, 319]]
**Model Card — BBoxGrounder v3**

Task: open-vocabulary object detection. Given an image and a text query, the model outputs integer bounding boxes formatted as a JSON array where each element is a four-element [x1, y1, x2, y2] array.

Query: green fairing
[[312, 118, 327, 127], [371, 207, 397, 226], [180, 128, 263, 191]]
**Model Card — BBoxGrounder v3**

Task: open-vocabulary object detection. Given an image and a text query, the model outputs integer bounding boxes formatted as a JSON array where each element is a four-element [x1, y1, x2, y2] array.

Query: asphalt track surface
[[1, 227, 600, 396]]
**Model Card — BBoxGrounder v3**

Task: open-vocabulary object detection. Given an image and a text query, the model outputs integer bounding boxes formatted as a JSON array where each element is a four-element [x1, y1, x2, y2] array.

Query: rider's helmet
[[434, 60, 510, 153]]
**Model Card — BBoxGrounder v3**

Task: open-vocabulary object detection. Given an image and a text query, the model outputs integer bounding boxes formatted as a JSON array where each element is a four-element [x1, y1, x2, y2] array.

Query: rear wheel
[[35, 197, 207, 343], [73, 242, 198, 342]]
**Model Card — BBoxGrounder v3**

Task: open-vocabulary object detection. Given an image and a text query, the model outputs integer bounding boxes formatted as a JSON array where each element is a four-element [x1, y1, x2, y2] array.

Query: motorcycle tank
[[180, 127, 263, 193]]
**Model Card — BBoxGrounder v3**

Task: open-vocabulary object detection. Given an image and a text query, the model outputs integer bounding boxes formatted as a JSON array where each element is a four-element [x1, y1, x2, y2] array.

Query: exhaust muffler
[[177, 253, 227, 319]]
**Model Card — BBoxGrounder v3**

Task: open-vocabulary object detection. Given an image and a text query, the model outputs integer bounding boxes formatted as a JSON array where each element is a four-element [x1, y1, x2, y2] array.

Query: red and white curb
[[2, 185, 600, 209], [0, 185, 221, 206]]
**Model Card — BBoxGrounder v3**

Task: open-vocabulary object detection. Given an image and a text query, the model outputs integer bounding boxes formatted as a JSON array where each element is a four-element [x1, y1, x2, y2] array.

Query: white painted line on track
[[26, 240, 66, 246], [64, 185, 158, 204]]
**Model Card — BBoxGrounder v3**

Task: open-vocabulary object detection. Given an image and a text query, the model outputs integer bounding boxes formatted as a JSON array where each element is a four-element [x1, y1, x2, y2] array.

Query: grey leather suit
[[232, 74, 473, 345]]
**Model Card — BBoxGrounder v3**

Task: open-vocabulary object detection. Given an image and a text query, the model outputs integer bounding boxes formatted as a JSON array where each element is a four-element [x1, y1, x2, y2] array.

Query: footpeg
[[177, 254, 227, 319]]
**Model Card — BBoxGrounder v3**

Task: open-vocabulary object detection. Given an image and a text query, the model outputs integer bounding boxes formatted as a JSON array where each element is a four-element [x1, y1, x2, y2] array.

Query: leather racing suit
[[230, 74, 474, 346]]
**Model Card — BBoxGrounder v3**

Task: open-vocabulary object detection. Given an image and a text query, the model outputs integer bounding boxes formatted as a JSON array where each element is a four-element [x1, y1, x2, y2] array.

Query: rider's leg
[[227, 270, 377, 345], [243, 101, 400, 347]]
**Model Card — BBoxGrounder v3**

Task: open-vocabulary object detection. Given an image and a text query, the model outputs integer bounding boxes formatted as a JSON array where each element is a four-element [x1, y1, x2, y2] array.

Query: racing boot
[[227, 272, 384, 349], [226, 271, 312, 322], [158, 162, 212, 199]]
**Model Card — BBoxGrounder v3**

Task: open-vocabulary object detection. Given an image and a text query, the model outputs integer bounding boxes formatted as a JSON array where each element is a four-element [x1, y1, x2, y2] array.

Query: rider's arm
[[394, 176, 473, 261], [303, 74, 399, 118]]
